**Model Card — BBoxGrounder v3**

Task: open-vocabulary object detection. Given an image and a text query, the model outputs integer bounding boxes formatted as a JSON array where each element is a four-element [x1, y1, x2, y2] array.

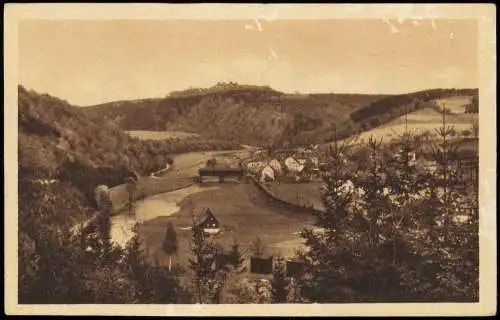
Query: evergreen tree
[[124, 225, 191, 303], [270, 257, 290, 303], [94, 185, 113, 263], [125, 177, 137, 218], [417, 108, 479, 301], [163, 221, 179, 272], [299, 127, 358, 302], [188, 222, 218, 303]]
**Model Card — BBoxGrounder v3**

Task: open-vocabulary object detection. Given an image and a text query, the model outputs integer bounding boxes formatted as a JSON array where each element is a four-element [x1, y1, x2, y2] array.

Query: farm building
[[268, 158, 283, 174], [198, 167, 244, 182], [260, 165, 275, 182], [192, 207, 220, 234], [284, 156, 305, 173]]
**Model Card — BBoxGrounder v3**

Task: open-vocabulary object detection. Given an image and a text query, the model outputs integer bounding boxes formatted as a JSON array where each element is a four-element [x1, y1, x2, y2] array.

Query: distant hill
[[83, 83, 478, 147], [18, 85, 240, 204], [83, 83, 390, 147]]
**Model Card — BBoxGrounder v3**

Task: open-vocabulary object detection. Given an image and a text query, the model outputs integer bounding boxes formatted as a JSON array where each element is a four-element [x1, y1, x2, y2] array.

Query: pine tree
[[94, 185, 113, 264], [163, 221, 179, 272], [418, 107, 479, 301], [125, 176, 137, 218], [299, 126, 358, 302], [270, 257, 290, 303], [188, 221, 218, 303], [124, 223, 190, 303]]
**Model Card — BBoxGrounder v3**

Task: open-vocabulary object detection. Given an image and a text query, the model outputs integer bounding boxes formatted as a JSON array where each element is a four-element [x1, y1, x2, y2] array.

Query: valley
[[18, 83, 480, 304]]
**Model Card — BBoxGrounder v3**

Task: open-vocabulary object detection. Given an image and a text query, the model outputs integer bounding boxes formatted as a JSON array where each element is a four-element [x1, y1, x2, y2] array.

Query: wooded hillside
[[84, 84, 478, 147], [18, 85, 240, 204], [84, 83, 390, 147]]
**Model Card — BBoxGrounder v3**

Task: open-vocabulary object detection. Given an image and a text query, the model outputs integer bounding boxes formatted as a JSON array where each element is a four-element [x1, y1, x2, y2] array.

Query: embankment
[[248, 176, 325, 218]]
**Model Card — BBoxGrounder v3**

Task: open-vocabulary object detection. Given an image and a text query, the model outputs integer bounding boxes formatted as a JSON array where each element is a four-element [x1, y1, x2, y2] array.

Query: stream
[[110, 184, 220, 247]]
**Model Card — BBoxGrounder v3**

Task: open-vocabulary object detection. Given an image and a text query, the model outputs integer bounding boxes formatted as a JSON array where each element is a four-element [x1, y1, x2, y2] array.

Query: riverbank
[[110, 184, 221, 247], [109, 148, 253, 213]]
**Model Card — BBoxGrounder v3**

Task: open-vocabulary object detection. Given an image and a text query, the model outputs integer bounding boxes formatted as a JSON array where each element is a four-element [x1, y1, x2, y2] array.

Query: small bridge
[[197, 167, 244, 183]]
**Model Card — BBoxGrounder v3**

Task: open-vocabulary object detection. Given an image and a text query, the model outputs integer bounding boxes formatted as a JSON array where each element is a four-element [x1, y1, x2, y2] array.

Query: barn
[[198, 167, 244, 182]]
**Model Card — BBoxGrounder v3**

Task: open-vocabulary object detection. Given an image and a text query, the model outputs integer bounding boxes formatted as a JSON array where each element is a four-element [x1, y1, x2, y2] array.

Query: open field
[[434, 95, 473, 114], [267, 182, 325, 211], [135, 182, 314, 270], [348, 108, 478, 144], [126, 130, 200, 140]]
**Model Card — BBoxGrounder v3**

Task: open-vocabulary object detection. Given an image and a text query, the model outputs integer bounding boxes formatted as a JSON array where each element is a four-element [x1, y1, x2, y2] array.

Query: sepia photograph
[[4, 3, 496, 317]]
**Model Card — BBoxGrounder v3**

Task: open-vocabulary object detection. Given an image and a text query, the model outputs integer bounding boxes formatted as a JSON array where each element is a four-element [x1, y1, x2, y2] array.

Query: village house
[[310, 156, 319, 167], [284, 156, 305, 173], [268, 158, 283, 175], [246, 161, 267, 174], [260, 165, 275, 182], [192, 207, 220, 235]]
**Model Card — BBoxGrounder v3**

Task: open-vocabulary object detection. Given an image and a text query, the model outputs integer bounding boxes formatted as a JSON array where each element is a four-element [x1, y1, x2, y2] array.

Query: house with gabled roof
[[192, 207, 220, 234], [284, 156, 305, 173], [268, 158, 283, 174], [246, 161, 267, 173], [260, 165, 275, 182]]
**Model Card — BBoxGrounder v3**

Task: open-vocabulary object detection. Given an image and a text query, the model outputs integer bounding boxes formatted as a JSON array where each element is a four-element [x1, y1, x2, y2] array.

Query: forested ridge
[[84, 83, 478, 147], [84, 83, 391, 146]]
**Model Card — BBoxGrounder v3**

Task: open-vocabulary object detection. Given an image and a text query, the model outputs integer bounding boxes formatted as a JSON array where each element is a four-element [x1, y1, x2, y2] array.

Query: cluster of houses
[[245, 152, 323, 183]]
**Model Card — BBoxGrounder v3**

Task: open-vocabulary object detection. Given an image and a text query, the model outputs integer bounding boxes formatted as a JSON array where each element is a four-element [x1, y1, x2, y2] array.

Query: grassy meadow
[[267, 182, 325, 211], [136, 182, 314, 271], [350, 107, 478, 144]]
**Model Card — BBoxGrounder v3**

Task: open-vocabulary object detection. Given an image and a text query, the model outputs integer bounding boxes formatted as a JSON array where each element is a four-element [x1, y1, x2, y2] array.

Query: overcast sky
[[18, 19, 477, 106]]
